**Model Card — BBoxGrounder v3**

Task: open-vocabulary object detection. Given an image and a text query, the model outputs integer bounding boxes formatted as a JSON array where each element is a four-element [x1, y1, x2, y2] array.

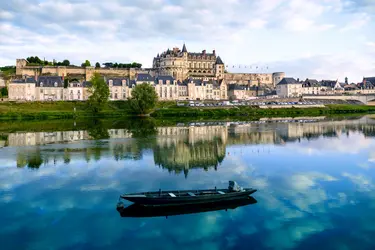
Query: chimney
[[62, 73, 64, 81], [213, 50, 216, 55], [202, 50, 206, 55]]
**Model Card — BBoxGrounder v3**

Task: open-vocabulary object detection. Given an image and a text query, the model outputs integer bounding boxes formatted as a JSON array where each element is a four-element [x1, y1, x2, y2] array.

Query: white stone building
[[276, 78, 303, 98]]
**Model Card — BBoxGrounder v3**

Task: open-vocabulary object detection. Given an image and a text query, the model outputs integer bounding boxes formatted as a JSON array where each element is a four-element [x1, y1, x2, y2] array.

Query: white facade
[[9, 82, 36, 101], [276, 78, 303, 98]]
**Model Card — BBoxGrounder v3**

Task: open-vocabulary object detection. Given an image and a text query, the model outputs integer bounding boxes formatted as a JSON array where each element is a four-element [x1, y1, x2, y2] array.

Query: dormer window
[[40, 82, 43, 87], [109, 80, 113, 86], [54, 82, 58, 87], [77, 84, 80, 87]]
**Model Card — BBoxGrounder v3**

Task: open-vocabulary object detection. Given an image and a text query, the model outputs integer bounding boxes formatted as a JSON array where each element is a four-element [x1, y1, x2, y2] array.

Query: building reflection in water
[[3, 116, 375, 174]]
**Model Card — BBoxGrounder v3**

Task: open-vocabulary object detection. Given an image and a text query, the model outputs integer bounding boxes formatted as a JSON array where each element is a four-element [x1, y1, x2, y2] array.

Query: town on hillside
[[1, 43, 375, 102]]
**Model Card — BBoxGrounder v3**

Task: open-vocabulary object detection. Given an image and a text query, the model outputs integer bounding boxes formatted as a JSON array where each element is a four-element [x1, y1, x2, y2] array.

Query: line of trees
[[26, 56, 72, 67], [24, 57, 142, 69], [102, 62, 142, 69]]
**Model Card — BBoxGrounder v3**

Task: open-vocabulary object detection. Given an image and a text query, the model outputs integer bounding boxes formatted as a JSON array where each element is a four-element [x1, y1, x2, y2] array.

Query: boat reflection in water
[[116, 196, 257, 218]]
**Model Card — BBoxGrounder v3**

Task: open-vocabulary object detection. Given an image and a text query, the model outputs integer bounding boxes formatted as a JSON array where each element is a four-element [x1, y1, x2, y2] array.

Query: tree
[[95, 62, 101, 68], [81, 60, 91, 67], [0, 87, 8, 97], [129, 83, 158, 115], [87, 72, 109, 114], [62, 59, 70, 66]]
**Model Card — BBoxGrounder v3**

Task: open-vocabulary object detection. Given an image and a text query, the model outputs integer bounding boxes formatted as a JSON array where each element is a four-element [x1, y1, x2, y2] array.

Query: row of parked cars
[[179, 101, 319, 107]]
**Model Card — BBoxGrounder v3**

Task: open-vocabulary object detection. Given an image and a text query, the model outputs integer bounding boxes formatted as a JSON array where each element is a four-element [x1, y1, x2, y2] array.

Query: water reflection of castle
[[3, 117, 375, 174], [154, 126, 227, 177]]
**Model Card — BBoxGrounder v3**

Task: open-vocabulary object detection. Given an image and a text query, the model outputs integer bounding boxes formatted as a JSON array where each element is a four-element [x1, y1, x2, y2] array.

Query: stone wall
[[16, 60, 148, 80]]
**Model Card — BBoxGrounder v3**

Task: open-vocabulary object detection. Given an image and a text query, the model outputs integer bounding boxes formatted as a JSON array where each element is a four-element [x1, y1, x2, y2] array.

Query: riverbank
[[151, 104, 375, 118], [1, 101, 375, 120]]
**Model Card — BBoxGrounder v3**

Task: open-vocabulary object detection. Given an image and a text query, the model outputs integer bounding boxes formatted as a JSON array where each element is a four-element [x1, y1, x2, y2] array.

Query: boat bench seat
[[168, 193, 176, 197], [218, 191, 225, 194], [187, 192, 196, 197]]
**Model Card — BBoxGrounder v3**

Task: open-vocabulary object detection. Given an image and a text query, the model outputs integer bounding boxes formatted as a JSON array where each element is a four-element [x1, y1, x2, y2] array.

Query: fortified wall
[[16, 59, 152, 80]]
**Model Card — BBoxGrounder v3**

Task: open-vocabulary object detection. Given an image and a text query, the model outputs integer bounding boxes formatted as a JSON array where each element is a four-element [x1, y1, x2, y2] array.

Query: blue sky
[[0, 0, 374, 82]]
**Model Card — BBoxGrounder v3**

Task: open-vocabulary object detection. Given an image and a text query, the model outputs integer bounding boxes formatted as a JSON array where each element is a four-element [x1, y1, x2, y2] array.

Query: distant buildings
[[8, 74, 229, 101], [276, 77, 375, 98]]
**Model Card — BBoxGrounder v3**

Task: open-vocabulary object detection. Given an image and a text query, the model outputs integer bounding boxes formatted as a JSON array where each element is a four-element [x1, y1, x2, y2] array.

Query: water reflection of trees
[[17, 148, 43, 169]]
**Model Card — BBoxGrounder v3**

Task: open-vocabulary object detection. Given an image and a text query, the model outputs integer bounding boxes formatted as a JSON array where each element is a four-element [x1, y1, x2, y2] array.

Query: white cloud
[[0, 0, 374, 81], [340, 13, 371, 32]]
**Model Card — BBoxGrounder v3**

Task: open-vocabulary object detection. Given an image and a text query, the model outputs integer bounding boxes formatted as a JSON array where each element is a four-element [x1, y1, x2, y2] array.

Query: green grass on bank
[[1, 101, 375, 121], [151, 104, 375, 118]]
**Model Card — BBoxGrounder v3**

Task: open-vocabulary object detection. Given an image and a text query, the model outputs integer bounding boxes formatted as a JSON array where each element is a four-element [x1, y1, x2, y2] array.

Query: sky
[[0, 0, 374, 82]]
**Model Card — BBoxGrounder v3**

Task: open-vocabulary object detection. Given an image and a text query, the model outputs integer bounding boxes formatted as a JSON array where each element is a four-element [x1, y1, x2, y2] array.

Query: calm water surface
[[1, 117, 375, 250]]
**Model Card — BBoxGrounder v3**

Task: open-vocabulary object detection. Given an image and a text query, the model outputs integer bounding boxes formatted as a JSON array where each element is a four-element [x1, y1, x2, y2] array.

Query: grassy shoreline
[[1, 101, 375, 121]]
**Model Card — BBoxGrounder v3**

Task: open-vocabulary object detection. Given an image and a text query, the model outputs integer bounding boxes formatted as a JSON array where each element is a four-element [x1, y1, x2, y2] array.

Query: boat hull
[[117, 196, 257, 218], [121, 188, 256, 206]]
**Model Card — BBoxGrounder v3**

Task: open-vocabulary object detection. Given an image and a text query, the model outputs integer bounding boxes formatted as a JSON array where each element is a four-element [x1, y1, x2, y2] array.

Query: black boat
[[120, 181, 256, 206], [117, 196, 257, 218]]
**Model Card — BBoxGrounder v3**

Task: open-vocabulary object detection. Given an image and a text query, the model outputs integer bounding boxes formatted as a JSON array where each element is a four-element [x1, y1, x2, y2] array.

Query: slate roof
[[182, 43, 187, 53], [177, 80, 187, 86], [11, 77, 36, 84], [155, 75, 175, 85], [136, 73, 154, 82], [82, 81, 92, 87], [364, 77, 375, 85], [187, 78, 211, 86], [320, 80, 338, 88], [358, 80, 375, 89], [277, 78, 299, 85], [303, 79, 320, 87], [215, 56, 224, 65], [107, 78, 130, 86], [188, 52, 215, 57], [36, 76, 63, 87]]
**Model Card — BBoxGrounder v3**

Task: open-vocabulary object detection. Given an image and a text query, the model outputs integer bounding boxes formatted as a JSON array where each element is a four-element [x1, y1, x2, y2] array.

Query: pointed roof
[[215, 56, 224, 65], [182, 43, 187, 53]]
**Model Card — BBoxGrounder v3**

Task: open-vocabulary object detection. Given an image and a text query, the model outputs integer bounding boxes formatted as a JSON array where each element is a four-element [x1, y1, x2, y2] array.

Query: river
[[1, 116, 375, 250]]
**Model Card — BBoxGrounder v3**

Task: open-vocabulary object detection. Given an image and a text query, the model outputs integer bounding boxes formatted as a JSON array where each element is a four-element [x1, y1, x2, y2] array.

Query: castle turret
[[215, 56, 224, 79]]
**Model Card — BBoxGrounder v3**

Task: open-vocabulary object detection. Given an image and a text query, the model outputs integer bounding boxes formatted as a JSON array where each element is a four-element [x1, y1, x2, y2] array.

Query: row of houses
[[9, 74, 233, 101], [276, 77, 375, 98]]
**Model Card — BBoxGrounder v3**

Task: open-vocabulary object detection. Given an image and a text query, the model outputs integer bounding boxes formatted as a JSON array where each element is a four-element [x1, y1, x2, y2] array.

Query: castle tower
[[214, 56, 224, 79], [182, 43, 187, 57]]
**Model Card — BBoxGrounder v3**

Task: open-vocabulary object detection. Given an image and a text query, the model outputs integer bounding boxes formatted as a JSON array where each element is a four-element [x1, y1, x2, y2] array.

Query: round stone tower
[[272, 72, 286, 87]]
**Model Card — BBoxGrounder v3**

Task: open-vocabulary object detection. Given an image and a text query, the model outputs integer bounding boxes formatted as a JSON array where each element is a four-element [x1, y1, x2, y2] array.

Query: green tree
[[0, 87, 8, 97], [130, 83, 158, 115], [81, 60, 91, 67], [62, 59, 70, 66], [87, 72, 109, 114], [95, 62, 101, 68]]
